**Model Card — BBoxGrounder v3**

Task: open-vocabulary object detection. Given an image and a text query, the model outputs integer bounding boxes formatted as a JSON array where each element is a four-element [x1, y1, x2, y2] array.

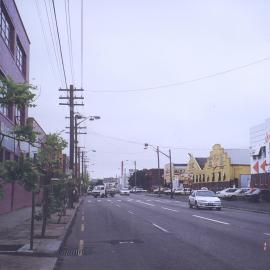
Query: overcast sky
[[16, 0, 270, 178]]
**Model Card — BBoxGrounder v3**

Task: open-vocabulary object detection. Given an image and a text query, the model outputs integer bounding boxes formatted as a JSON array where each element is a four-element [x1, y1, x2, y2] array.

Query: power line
[[52, 0, 68, 88], [88, 130, 211, 151], [43, 0, 64, 85], [88, 56, 270, 93], [33, 0, 61, 85], [81, 0, 84, 88], [64, 0, 75, 84]]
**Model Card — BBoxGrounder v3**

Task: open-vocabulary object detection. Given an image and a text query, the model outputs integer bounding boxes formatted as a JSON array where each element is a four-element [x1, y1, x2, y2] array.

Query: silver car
[[189, 190, 222, 210]]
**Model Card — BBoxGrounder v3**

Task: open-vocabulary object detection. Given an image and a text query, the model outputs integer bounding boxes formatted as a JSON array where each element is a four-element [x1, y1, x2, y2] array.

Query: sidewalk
[[0, 200, 81, 270], [147, 193, 270, 214]]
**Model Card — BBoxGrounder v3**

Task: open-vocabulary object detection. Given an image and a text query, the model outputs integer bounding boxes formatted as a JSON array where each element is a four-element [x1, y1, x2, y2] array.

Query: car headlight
[[197, 200, 207, 203]]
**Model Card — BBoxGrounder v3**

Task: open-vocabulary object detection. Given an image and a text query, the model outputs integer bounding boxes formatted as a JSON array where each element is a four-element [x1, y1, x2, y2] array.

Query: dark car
[[245, 188, 270, 202]]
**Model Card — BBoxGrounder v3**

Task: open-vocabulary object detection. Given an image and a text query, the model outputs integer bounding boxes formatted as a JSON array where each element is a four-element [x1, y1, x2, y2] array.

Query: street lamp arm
[[145, 143, 169, 158]]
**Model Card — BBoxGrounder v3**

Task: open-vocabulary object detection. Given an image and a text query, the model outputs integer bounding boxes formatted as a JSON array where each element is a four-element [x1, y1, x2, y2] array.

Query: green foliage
[[13, 123, 38, 145], [0, 76, 36, 109], [0, 157, 40, 192], [0, 183, 3, 199], [48, 180, 67, 215], [37, 133, 67, 172]]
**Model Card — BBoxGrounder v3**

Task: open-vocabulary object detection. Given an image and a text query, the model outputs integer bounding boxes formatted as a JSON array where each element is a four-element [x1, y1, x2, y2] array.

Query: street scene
[[0, 0, 270, 269]]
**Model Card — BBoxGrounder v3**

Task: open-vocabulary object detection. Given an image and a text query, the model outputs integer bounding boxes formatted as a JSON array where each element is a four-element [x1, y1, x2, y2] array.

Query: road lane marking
[[97, 200, 101, 202], [128, 210, 134, 214], [81, 224, 84, 232], [152, 223, 169, 233], [162, 207, 179, 212], [192, 215, 229, 225], [264, 233, 270, 236], [82, 216, 85, 221], [117, 200, 122, 202], [136, 200, 155, 207], [147, 199, 152, 202], [107, 199, 111, 202], [119, 241, 134, 244], [127, 199, 133, 202], [87, 200, 91, 203], [79, 240, 84, 256], [116, 204, 121, 207]]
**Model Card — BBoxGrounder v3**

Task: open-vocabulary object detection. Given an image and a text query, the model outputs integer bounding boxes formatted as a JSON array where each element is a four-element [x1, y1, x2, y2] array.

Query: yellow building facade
[[187, 144, 250, 190]]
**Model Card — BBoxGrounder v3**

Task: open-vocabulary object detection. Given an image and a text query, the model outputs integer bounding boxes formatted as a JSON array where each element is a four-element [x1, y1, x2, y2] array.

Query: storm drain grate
[[59, 247, 91, 256]]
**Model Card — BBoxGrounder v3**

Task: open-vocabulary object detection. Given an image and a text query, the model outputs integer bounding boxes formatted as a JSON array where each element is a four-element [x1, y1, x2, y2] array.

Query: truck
[[91, 184, 116, 198]]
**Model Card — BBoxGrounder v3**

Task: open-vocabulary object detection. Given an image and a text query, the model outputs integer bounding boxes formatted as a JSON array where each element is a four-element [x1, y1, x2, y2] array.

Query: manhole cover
[[0, 245, 23, 251], [59, 247, 91, 256]]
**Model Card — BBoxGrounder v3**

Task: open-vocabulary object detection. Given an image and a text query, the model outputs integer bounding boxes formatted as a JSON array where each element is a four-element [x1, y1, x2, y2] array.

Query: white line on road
[[152, 223, 169, 233], [127, 199, 133, 202], [107, 199, 111, 202], [161, 207, 179, 212], [264, 233, 270, 236], [192, 215, 230, 225], [128, 210, 135, 214], [136, 200, 155, 207], [117, 200, 122, 202], [87, 200, 91, 203], [97, 200, 101, 202], [147, 199, 152, 202], [116, 204, 121, 208]]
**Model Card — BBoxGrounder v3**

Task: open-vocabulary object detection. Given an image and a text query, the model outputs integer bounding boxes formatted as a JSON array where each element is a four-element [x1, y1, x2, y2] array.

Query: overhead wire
[[51, 0, 68, 88], [64, 0, 75, 84], [33, 0, 61, 85], [43, 0, 64, 86], [81, 0, 84, 88], [88, 56, 270, 93]]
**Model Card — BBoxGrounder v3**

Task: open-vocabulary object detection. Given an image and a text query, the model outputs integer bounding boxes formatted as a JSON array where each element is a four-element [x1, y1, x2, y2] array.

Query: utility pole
[[157, 146, 161, 197], [169, 149, 173, 199], [59, 85, 84, 181], [134, 161, 137, 192]]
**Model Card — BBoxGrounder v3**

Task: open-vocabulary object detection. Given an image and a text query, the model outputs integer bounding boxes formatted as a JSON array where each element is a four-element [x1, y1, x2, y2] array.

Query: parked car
[[91, 184, 116, 198], [120, 188, 130, 196], [87, 186, 92, 195], [217, 188, 238, 199], [222, 188, 251, 200], [184, 188, 192, 195], [188, 190, 222, 210], [245, 188, 270, 202], [174, 188, 184, 195], [130, 187, 147, 193], [162, 188, 171, 194]]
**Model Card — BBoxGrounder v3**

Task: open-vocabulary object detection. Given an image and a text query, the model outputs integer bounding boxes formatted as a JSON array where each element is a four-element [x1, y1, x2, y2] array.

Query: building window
[[218, 172, 221, 181], [4, 150, 10, 160], [16, 38, 26, 76], [212, 173, 215, 182], [0, 3, 14, 51], [196, 175, 198, 182], [207, 176, 209, 182], [202, 174, 205, 182], [223, 173, 226, 181], [15, 106, 21, 124], [0, 73, 8, 117]]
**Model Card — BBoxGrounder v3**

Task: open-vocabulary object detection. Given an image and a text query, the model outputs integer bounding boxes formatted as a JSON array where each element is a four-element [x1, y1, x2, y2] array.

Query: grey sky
[[16, 0, 270, 178]]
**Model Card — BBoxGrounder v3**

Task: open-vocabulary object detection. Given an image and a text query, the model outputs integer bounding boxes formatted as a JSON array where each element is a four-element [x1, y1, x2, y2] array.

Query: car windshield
[[196, 191, 216, 197]]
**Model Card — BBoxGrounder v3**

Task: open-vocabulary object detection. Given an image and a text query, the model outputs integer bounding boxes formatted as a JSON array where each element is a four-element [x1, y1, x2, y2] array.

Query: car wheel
[[195, 201, 199, 209], [216, 207, 221, 211], [188, 200, 193, 208]]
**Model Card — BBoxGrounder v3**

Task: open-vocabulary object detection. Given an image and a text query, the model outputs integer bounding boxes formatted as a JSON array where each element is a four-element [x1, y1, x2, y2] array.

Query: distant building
[[145, 168, 164, 190], [250, 118, 270, 189], [187, 144, 250, 191]]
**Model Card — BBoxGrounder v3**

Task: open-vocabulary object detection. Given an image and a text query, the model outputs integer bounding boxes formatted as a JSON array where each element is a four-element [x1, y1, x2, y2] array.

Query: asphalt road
[[56, 194, 270, 270]]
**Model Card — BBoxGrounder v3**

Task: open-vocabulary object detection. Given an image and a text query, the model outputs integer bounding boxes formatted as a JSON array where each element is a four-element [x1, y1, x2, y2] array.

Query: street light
[[144, 143, 173, 199]]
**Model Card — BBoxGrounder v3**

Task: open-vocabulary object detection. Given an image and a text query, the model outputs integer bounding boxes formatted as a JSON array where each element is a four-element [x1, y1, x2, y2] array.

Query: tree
[[129, 169, 150, 190], [36, 133, 67, 237]]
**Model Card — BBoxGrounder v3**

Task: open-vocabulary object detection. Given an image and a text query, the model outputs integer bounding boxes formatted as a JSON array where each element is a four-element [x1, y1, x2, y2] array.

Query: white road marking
[[128, 210, 135, 214], [127, 199, 133, 202], [119, 241, 134, 244], [97, 200, 101, 202], [264, 233, 270, 236], [87, 200, 91, 203], [117, 200, 122, 202], [79, 240, 84, 256], [136, 200, 155, 207], [152, 223, 169, 233], [161, 207, 179, 212], [81, 224, 85, 232], [192, 215, 230, 225], [147, 199, 152, 202], [116, 204, 121, 207], [107, 199, 111, 202]]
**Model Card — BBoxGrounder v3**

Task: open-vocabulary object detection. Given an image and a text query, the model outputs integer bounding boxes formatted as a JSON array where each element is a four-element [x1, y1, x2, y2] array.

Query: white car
[[188, 190, 222, 210], [217, 188, 239, 199], [120, 188, 130, 195]]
